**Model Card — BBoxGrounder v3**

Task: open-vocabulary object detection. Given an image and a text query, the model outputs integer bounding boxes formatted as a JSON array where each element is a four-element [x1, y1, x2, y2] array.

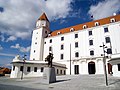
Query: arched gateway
[[88, 61, 96, 74]]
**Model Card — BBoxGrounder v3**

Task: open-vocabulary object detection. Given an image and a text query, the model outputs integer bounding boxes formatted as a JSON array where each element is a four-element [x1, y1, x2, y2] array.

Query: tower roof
[[38, 13, 49, 22]]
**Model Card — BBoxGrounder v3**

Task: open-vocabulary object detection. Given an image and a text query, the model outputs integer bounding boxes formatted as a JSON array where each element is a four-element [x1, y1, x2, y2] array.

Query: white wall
[[43, 21, 120, 75]]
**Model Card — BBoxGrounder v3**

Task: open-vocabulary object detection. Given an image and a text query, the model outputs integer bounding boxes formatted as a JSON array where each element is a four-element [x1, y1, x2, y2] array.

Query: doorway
[[107, 63, 112, 74], [88, 61, 96, 74], [74, 65, 79, 74]]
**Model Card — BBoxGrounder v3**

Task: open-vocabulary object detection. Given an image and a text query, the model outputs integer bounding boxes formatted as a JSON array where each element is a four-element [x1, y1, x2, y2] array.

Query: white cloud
[[0, 45, 3, 50], [0, 33, 5, 42], [11, 43, 30, 53], [88, 0, 120, 20], [6, 36, 17, 42], [0, 0, 73, 40], [0, 53, 15, 57]]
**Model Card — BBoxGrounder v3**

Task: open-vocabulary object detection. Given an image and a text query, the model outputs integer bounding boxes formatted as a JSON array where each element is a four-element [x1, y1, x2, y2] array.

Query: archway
[[88, 61, 96, 74]]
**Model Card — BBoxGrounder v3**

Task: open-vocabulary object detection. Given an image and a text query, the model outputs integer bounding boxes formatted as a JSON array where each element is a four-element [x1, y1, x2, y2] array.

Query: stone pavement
[[0, 75, 120, 90]]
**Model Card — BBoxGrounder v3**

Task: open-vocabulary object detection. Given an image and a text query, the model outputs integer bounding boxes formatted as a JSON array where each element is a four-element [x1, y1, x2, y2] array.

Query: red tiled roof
[[50, 14, 120, 37], [38, 13, 49, 22]]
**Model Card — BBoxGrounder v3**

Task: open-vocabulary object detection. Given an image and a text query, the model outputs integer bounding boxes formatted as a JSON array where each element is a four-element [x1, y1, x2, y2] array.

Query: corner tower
[[30, 13, 50, 60]]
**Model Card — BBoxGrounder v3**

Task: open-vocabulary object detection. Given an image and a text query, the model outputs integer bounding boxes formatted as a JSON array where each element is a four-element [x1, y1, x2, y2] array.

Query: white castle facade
[[10, 13, 120, 78]]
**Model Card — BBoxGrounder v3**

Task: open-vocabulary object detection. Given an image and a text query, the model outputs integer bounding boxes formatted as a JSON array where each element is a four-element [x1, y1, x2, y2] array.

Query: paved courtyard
[[0, 75, 120, 90]]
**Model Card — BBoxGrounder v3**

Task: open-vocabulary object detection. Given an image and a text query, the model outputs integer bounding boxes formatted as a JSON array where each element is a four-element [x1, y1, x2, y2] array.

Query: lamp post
[[100, 42, 108, 86], [70, 44, 71, 75], [21, 54, 27, 80]]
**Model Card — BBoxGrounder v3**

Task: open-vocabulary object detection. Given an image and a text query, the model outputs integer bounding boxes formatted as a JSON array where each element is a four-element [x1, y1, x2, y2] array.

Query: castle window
[[118, 64, 120, 71], [75, 42, 78, 48], [110, 18, 116, 23], [60, 70, 62, 74], [61, 37, 64, 41], [45, 31, 47, 34], [89, 31, 92, 36], [95, 22, 99, 26], [89, 40, 93, 45], [60, 54, 64, 60], [48, 34, 51, 37], [33, 58, 35, 60], [41, 67, 44, 72], [57, 32, 61, 35], [35, 42, 37, 44], [70, 28, 74, 32], [104, 27, 109, 33], [34, 67, 37, 72], [107, 48, 112, 54], [90, 50, 94, 55], [105, 37, 110, 43], [57, 69, 59, 74], [61, 45, 64, 50], [64, 70, 66, 75], [20, 66, 23, 71], [49, 46, 52, 51], [13, 66, 15, 71], [34, 50, 36, 53], [83, 25, 87, 29], [50, 39, 52, 43], [75, 34, 78, 38], [75, 52, 79, 57], [27, 67, 31, 72], [44, 42, 46, 44]]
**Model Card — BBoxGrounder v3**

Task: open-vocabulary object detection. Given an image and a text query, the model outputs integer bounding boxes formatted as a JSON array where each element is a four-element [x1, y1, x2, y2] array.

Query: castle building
[[10, 13, 120, 78]]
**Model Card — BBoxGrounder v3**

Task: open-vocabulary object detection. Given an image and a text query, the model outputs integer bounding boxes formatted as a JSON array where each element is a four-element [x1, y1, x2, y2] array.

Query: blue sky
[[0, 0, 120, 67]]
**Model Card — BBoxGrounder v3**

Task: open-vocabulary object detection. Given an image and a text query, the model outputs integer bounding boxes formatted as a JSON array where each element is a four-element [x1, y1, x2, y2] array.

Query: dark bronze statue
[[45, 53, 54, 67]]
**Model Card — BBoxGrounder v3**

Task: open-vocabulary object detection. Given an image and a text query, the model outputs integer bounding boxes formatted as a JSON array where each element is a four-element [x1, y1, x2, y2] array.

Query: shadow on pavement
[[109, 79, 120, 85]]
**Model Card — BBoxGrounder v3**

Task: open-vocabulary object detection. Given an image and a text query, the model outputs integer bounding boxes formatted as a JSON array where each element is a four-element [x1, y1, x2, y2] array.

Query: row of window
[[48, 27, 109, 44], [59, 48, 112, 60], [57, 69, 66, 75], [48, 18, 115, 36], [48, 36, 111, 52], [13, 66, 65, 75], [16, 66, 44, 72]]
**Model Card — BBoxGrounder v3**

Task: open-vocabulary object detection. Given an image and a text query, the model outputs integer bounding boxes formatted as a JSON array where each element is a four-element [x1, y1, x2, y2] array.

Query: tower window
[[75, 42, 78, 48], [89, 40, 93, 45], [45, 31, 47, 34], [61, 37, 64, 41], [60, 54, 64, 60], [50, 39, 52, 43], [34, 67, 37, 72], [75, 52, 79, 57], [90, 50, 94, 55], [27, 67, 31, 72], [61, 45, 64, 50], [105, 37, 110, 43], [107, 48, 112, 54], [34, 50, 36, 53], [35, 42, 37, 44], [75, 34, 78, 38], [49, 46, 52, 51], [104, 27, 109, 33], [89, 31, 92, 36]]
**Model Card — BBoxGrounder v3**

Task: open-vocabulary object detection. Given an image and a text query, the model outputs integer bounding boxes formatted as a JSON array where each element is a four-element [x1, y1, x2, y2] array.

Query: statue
[[45, 52, 54, 67], [14, 54, 20, 60]]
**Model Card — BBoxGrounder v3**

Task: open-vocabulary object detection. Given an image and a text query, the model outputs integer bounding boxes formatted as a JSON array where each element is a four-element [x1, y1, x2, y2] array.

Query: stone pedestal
[[42, 67, 56, 84]]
